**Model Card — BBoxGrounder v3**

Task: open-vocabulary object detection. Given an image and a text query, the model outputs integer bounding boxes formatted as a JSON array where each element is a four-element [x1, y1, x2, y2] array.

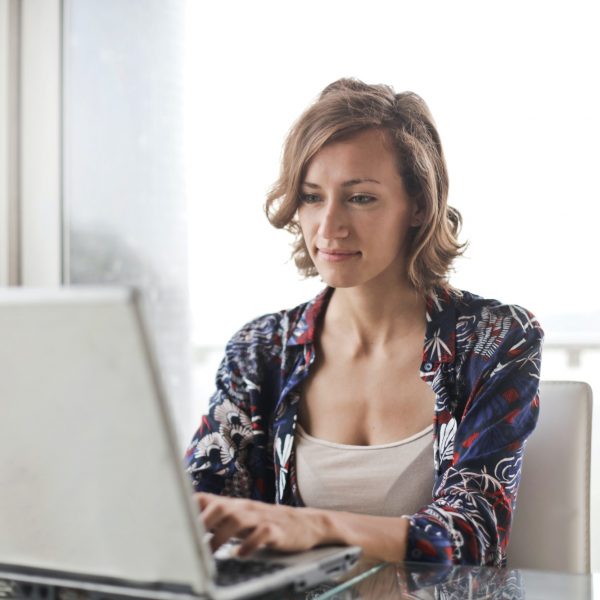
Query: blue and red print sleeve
[[184, 352, 255, 497], [405, 304, 543, 566], [184, 314, 281, 501]]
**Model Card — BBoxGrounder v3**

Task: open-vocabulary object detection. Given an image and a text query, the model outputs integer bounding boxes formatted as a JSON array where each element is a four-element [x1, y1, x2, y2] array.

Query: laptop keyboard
[[215, 558, 287, 587]]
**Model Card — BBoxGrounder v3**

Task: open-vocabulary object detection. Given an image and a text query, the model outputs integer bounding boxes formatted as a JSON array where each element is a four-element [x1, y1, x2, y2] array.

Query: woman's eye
[[350, 195, 376, 205], [299, 193, 321, 204]]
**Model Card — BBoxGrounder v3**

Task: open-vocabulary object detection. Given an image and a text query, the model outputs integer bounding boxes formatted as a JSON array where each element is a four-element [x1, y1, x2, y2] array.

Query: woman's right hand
[[196, 492, 332, 557]]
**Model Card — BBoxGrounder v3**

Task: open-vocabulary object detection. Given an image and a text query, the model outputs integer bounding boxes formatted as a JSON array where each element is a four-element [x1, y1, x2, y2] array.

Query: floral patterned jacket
[[185, 287, 543, 567]]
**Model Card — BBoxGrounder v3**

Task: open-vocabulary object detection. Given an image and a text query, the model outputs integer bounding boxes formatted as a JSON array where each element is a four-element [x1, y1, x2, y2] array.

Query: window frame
[[0, 0, 20, 285], [1, 0, 63, 287]]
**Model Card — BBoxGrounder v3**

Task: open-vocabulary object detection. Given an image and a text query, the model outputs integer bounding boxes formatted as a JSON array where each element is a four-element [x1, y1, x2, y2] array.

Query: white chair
[[508, 381, 593, 574]]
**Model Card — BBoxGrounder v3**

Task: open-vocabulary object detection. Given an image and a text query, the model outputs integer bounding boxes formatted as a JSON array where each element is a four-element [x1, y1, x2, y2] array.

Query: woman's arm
[[405, 304, 544, 566], [185, 354, 256, 496], [185, 315, 281, 500], [197, 492, 410, 561]]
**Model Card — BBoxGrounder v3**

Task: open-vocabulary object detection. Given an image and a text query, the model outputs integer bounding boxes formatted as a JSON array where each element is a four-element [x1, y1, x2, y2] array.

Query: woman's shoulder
[[224, 288, 329, 354], [451, 289, 542, 330], [446, 288, 544, 357]]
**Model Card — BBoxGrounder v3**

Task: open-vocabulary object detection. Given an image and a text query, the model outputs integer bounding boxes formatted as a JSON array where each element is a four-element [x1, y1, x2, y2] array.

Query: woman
[[185, 78, 543, 567]]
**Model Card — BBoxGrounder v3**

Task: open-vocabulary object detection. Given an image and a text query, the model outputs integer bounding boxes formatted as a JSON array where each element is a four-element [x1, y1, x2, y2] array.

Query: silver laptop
[[0, 288, 360, 599]]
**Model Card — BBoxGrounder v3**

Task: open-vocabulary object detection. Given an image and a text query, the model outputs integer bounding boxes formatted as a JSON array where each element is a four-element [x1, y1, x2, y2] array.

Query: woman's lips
[[317, 248, 361, 262]]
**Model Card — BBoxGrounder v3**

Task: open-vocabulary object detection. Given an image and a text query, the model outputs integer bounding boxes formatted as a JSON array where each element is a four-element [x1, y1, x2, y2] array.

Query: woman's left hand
[[195, 493, 331, 557]]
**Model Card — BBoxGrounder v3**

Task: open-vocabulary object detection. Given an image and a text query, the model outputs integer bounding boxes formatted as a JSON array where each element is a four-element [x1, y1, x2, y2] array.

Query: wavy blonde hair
[[265, 78, 466, 295]]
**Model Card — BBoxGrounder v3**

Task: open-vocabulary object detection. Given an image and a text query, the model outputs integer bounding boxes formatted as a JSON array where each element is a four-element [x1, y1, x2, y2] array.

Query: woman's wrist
[[304, 507, 411, 563], [299, 507, 345, 547]]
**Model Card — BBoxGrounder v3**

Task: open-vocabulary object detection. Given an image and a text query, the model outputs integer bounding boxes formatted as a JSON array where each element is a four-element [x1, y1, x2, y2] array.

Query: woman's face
[[297, 128, 421, 291]]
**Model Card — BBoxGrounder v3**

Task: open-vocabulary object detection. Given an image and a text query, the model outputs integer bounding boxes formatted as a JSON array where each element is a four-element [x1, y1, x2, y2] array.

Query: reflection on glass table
[[307, 560, 594, 600]]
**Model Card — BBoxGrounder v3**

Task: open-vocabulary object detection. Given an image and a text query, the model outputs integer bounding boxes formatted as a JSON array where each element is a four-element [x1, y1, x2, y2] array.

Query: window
[[62, 0, 192, 446]]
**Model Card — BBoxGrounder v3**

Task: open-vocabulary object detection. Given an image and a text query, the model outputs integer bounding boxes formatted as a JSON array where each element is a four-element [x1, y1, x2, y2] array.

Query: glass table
[[0, 560, 595, 599]]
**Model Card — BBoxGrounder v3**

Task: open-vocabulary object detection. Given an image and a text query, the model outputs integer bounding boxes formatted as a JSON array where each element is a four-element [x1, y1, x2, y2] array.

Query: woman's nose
[[318, 200, 349, 239]]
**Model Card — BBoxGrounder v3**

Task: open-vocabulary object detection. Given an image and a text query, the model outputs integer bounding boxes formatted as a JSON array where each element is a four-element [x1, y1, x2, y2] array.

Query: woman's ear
[[410, 202, 424, 227]]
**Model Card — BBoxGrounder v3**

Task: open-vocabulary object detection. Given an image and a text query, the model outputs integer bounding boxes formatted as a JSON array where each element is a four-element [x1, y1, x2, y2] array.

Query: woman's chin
[[317, 272, 362, 289]]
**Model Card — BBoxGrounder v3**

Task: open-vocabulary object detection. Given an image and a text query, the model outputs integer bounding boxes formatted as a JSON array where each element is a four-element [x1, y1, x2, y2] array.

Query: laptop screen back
[[0, 288, 211, 593]]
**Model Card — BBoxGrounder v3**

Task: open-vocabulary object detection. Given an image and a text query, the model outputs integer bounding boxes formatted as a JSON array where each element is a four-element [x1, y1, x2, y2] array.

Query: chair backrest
[[508, 381, 593, 574]]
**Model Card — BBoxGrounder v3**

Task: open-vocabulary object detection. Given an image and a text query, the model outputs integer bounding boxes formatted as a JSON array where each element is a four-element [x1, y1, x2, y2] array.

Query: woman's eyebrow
[[302, 178, 381, 189]]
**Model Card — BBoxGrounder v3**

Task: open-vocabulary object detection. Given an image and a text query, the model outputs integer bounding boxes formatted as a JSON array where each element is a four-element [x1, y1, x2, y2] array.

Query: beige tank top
[[294, 423, 435, 517]]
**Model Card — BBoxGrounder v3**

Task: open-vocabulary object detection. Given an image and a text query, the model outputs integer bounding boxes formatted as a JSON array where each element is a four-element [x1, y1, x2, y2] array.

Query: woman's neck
[[323, 282, 427, 353]]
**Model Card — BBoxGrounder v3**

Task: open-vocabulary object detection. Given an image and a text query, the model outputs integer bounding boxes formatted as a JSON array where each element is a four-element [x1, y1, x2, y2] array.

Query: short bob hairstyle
[[265, 77, 466, 295]]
